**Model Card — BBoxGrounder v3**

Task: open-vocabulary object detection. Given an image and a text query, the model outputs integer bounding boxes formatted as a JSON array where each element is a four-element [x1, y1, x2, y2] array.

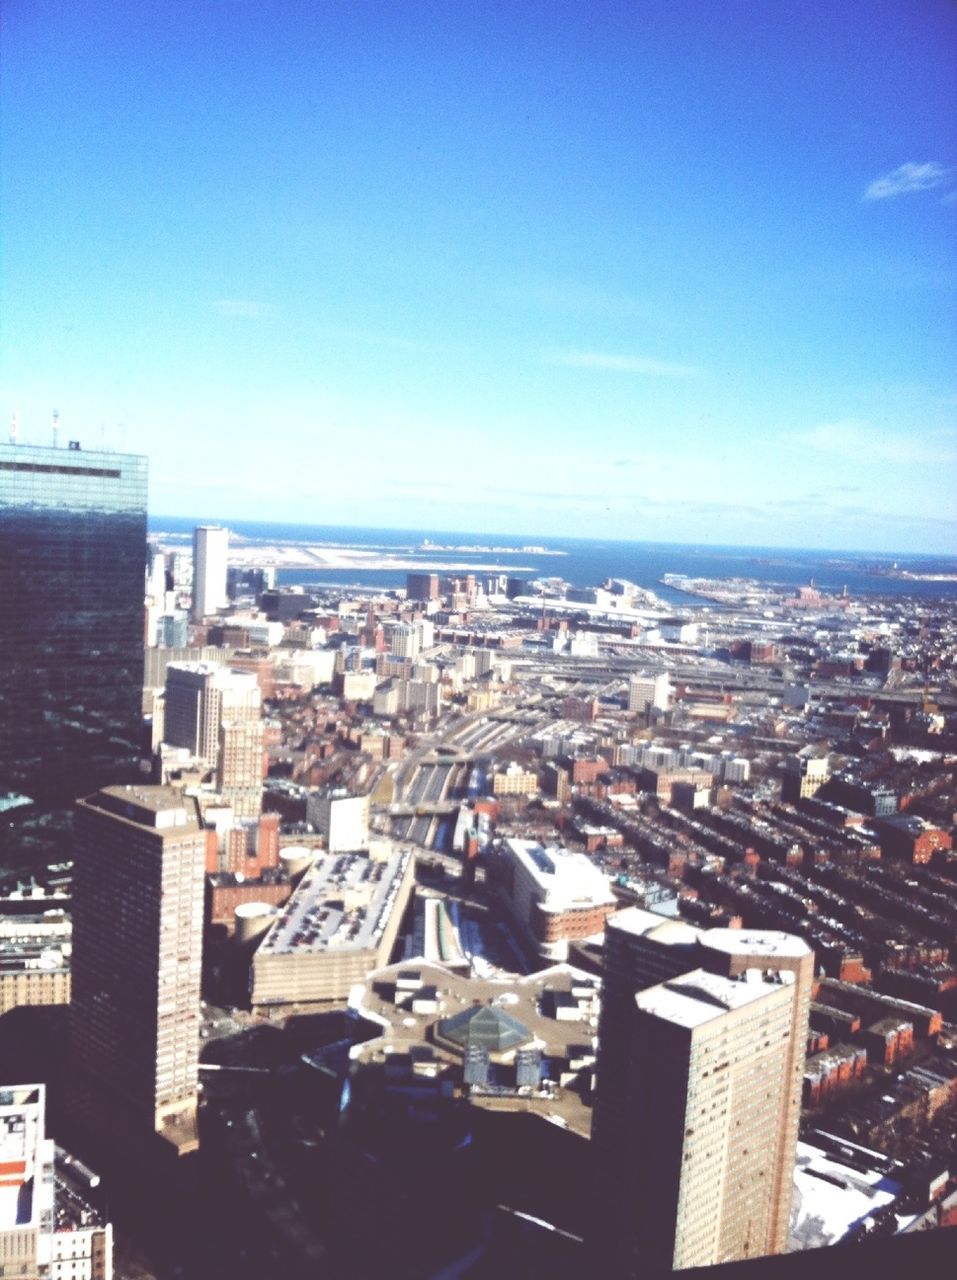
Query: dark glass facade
[[0, 443, 147, 861]]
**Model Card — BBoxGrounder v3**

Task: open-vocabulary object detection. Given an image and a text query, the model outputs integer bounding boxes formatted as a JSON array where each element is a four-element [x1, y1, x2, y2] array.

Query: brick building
[[487, 837, 616, 962]]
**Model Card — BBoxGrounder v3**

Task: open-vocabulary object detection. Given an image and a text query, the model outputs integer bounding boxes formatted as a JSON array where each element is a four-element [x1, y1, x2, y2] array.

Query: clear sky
[[2, 1, 955, 553]]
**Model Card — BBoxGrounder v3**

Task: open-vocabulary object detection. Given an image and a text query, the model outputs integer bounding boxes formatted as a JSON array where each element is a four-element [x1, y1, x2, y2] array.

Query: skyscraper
[[0, 442, 147, 849], [71, 785, 205, 1154], [163, 662, 263, 816], [191, 524, 228, 621], [624, 968, 798, 1272], [591, 908, 812, 1275]]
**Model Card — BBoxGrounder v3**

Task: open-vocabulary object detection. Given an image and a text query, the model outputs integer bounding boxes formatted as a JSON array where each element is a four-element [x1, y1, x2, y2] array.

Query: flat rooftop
[[503, 839, 616, 912], [258, 845, 412, 957], [790, 1139, 903, 1250], [83, 785, 201, 831], [607, 906, 702, 945], [703, 928, 812, 961], [0, 1085, 44, 1231], [0, 925, 70, 973], [352, 960, 601, 1136], [635, 967, 789, 1029]]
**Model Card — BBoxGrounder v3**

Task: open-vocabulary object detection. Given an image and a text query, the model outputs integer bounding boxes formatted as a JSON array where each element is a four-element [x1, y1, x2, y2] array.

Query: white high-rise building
[[191, 524, 228, 621], [306, 788, 370, 853], [390, 624, 419, 660], [628, 672, 672, 715], [414, 618, 435, 650], [624, 969, 799, 1271]]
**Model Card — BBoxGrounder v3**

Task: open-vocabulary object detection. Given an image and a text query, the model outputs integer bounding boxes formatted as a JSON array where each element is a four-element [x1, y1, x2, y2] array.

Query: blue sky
[[2, 1, 955, 552]]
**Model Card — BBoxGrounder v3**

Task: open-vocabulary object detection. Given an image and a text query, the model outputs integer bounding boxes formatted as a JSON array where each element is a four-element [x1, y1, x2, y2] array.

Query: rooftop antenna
[[9, 410, 18, 444], [52, 410, 60, 449]]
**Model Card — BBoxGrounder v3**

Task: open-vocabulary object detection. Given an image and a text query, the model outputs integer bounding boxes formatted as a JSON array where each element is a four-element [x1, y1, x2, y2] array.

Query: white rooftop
[[0, 1085, 44, 1231], [635, 968, 785, 1029], [608, 906, 702, 946], [790, 1139, 902, 1250], [504, 839, 615, 912], [704, 929, 812, 960]]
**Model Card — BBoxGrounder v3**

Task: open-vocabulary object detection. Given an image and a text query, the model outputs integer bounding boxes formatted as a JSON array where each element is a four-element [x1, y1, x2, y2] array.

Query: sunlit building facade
[[71, 786, 205, 1153]]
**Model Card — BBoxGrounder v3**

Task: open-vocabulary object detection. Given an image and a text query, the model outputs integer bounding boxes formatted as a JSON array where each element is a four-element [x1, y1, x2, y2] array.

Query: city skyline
[[2, 2, 955, 553]]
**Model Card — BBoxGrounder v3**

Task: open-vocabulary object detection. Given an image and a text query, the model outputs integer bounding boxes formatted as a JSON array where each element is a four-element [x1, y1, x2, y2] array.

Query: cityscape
[[2, 3, 956, 1278], [2, 444, 957, 1277]]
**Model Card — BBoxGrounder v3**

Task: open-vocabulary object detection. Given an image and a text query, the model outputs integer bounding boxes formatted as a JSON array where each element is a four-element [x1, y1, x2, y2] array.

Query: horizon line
[[147, 514, 954, 563]]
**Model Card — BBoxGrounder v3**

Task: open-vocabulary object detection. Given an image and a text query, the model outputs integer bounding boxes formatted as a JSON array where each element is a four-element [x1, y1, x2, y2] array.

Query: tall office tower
[[0, 1084, 113, 1279], [191, 523, 228, 621], [591, 908, 812, 1276], [627, 671, 672, 716], [163, 662, 261, 765], [146, 544, 168, 607], [164, 664, 262, 815], [71, 786, 205, 1154], [625, 969, 798, 1272], [414, 617, 435, 650], [405, 572, 439, 602], [0, 442, 147, 847], [216, 718, 265, 819]]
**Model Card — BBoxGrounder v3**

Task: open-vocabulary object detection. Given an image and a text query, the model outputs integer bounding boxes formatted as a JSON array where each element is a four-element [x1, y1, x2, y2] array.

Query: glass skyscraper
[[0, 441, 148, 861]]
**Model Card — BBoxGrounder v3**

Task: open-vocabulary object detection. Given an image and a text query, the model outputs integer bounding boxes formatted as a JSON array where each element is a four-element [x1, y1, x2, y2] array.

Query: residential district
[[1, 441, 957, 1278]]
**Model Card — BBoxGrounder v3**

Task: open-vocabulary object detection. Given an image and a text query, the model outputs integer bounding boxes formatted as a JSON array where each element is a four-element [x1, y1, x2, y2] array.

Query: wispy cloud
[[211, 299, 278, 318], [863, 162, 952, 201], [501, 277, 660, 323], [545, 350, 701, 378], [797, 419, 957, 465]]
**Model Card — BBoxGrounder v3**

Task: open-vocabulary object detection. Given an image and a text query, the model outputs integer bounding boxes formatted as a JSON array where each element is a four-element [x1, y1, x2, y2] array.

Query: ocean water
[[150, 517, 957, 604]]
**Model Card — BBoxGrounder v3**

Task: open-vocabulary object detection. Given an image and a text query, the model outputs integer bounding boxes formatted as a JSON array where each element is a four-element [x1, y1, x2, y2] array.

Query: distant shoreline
[[152, 532, 537, 575]]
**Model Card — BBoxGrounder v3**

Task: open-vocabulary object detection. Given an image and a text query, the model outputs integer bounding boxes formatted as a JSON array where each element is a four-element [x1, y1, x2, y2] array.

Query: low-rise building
[[491, 763, 539, 797], [0, 1084, 113, 1280], [0, 914, 71, 1014], [487, 838, 616, 961], [250, 842, 415, 1006]]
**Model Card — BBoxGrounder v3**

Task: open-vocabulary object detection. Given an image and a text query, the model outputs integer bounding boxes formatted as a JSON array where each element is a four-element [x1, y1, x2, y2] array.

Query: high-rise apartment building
[[627, 672, 672, 716], [625, 969, 798, 1271], [591, 908, 812, 1275], [0, 442, 147, 840], [191, 524, 228, 621], [390, 624, 420, 660], [71, 786, 205, 1153]]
